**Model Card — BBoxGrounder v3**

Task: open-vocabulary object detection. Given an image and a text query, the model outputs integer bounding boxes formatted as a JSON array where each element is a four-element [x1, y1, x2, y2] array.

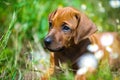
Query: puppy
[[44, 7, 120, 80]]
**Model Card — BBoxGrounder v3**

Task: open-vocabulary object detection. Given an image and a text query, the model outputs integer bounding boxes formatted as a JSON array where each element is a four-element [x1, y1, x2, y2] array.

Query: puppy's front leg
[[41, 52, 55, 80]]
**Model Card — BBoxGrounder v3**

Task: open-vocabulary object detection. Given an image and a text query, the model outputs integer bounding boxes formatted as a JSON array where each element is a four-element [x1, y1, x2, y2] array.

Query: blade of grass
[[0, 11, 16, 51]]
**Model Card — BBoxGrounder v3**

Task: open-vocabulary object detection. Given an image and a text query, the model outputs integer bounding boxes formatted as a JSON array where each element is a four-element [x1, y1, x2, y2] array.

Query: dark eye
[[62, 25, 71, 32], [49, 22, 52, 29]]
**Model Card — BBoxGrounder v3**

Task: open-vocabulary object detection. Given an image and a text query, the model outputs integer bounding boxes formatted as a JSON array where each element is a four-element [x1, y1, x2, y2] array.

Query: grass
[[0, 12, 16, 79], [0, 0, 120, 80]]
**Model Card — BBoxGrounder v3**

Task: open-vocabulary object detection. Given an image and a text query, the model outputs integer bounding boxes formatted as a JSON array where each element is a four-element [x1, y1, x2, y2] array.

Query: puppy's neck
[[65, 38, 91, 53], [55, 38, 91, 62], [68, 38, 91, 58]]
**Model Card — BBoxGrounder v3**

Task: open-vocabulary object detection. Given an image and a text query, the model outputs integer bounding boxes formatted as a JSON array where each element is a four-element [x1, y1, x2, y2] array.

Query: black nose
[[44, 36, 52, 45]]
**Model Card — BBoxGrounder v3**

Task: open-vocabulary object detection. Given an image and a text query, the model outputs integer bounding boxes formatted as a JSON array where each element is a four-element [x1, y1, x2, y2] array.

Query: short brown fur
[[42, 7, 120, 80]]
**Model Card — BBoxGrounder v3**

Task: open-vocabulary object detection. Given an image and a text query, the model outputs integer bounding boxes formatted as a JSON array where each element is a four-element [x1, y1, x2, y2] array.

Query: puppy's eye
[[62, 25, 71, 32], [49, 22, 52, 29]]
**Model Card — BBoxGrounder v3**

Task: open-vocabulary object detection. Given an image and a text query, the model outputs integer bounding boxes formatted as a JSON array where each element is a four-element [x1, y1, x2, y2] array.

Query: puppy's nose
[[44, 36, 52, 45]]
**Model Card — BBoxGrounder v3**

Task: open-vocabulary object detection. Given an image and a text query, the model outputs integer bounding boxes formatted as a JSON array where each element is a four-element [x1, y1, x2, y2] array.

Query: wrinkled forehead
[[49, 7, 78, 28], [50, 7, 77, 21]]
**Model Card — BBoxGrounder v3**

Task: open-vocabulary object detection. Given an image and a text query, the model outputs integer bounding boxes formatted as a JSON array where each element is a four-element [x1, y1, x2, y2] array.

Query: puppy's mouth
[[45, 46, 64, 52], [48, 47, 64, 52]]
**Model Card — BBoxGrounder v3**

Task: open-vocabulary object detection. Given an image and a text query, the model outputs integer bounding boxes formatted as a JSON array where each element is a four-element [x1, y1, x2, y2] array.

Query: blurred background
[[0, 0, 120, 80]]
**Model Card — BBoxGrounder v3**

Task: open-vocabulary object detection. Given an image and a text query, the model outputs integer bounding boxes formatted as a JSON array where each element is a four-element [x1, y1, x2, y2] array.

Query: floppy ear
[[74, 12, 97, 44]]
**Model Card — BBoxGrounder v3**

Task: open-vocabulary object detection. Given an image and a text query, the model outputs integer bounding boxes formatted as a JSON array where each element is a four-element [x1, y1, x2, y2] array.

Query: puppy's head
[[44, 7, 97, 52]]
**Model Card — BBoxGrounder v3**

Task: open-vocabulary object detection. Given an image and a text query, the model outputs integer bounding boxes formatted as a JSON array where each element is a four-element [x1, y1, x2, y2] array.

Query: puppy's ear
[[74, 12, 97, 44], [48, 9, 57, 21]]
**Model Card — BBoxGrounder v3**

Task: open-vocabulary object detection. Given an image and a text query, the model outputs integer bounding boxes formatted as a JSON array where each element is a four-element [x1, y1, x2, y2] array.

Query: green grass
[[0, 12, 16, 79], [0, 0, 120, 80]]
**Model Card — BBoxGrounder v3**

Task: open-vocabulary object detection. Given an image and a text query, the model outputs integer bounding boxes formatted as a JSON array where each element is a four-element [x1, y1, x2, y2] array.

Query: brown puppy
[[44, 7, 120, 80]]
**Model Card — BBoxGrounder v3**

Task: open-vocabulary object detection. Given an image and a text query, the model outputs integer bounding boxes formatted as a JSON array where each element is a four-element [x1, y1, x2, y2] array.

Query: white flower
[[94, 50, 104, 60], [100, 34, 114, 46], [81, 4, 87, 10], [87, 44, 99, 52], [77, 67, 88, 75], [110, 53, 119, 59], [98, 2, 105, 12], [106, 46, 112, 52], [77, 53, 98, 69], [109, 0, 120, 8], [116, 18, 119, 24]]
